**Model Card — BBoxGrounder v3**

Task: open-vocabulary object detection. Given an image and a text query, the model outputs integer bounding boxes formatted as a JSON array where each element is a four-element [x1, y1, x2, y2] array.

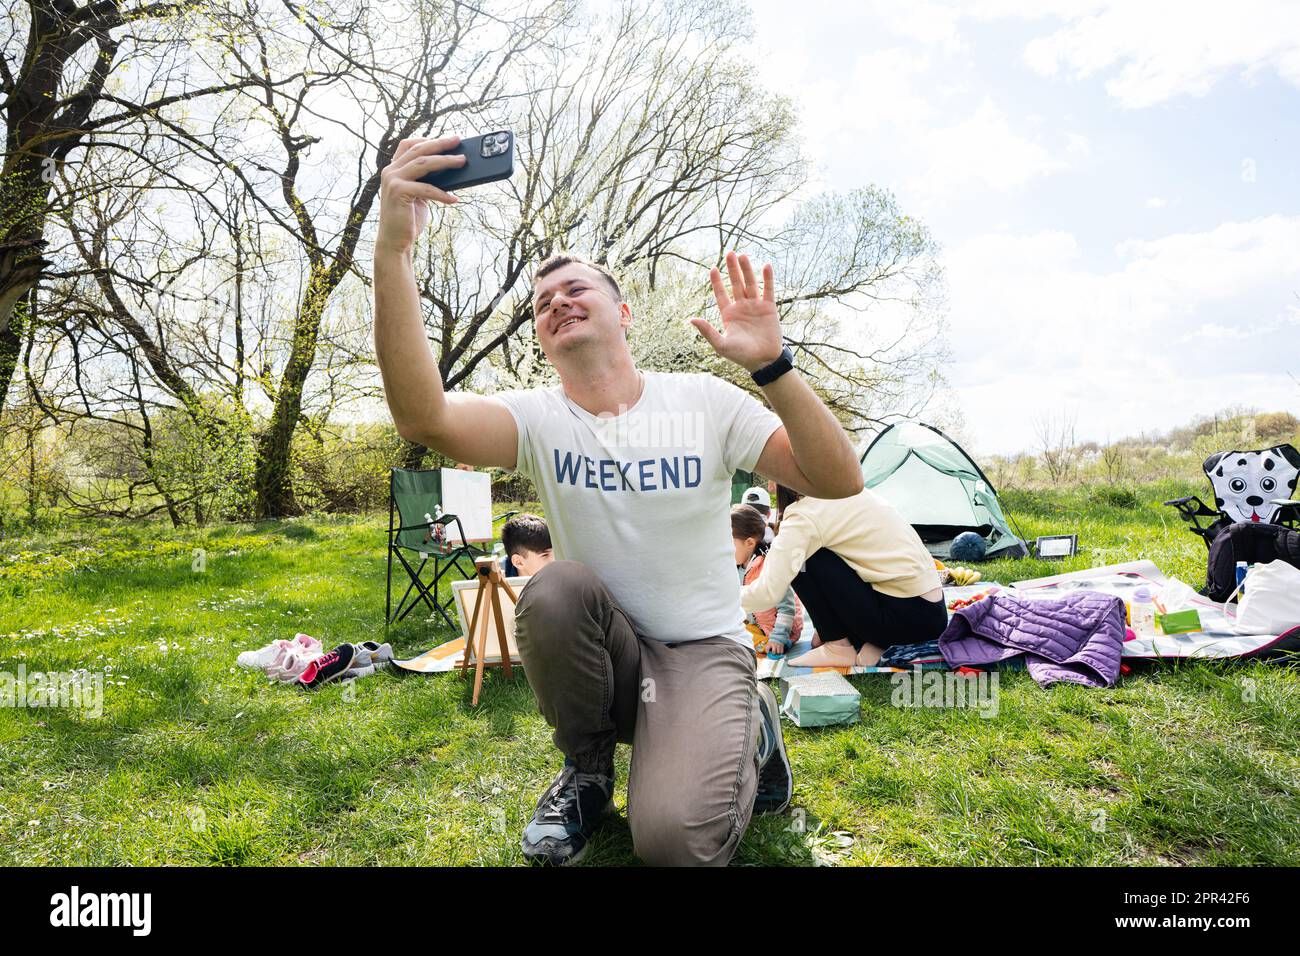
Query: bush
[[490, 468, 536, 503], [1254, 411, 1299, 445], [151, 403, 258, 523], [1086, 484, 1140, 510], [292, 423, 402, 513]]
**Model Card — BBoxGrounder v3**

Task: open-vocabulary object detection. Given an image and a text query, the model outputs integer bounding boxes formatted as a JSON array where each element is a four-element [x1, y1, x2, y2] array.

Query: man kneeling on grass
[[372, 135, 863, 866]]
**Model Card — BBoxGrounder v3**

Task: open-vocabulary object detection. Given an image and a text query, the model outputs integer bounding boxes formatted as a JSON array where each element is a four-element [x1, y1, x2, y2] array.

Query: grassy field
[[1, 480, 1298, 866]]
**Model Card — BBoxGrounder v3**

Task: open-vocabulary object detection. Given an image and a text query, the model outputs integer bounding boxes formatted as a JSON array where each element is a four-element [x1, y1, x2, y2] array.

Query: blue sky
[[743, 0, 1300, 454]]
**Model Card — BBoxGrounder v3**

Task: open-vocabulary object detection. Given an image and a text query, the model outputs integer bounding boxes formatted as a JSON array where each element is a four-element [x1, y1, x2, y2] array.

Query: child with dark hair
[[501, 513, 554, 577], [732, 504, 803, 657]]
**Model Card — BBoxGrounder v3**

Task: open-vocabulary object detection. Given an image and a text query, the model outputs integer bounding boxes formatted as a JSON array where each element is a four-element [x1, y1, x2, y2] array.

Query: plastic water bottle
[[1235, 561, 1249, 595], [1129, 586, 1157, 636]]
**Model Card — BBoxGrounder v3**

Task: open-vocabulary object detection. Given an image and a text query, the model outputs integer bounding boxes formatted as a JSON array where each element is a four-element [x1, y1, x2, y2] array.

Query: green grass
[[1, 483, 1298, 866]]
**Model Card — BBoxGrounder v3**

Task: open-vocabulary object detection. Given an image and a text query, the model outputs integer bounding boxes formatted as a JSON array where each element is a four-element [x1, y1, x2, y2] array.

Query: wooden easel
[[460, 555, 520, 705]]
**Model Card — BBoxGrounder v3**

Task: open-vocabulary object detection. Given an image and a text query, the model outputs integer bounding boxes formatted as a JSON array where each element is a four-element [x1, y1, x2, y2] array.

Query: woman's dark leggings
[[790, 548, 949, 650]]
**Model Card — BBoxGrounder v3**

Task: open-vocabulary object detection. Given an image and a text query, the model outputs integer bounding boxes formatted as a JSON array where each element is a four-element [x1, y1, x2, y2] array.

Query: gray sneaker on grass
[[754, 681, 793, 814], [521, 759, 614, 866]]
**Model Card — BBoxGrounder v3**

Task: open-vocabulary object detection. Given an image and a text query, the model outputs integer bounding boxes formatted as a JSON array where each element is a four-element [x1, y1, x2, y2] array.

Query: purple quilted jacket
[[939, 591, 1125, 688]]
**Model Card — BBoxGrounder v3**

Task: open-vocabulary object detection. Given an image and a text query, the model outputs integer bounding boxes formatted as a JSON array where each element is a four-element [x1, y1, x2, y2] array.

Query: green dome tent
[[859, 421, 1028, 560]]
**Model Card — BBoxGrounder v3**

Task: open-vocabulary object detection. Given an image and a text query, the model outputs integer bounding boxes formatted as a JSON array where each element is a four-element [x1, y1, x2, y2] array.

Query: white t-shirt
[[498, 371, 781, 646]]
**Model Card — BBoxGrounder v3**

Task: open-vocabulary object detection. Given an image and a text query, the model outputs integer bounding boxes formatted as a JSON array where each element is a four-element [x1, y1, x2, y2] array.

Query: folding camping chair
[[1164, 442, 1300, 548], [386, 467, 515, 629]]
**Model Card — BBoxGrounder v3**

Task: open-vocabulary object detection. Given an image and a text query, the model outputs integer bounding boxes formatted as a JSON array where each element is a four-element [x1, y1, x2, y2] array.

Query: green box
[[1156, 609, 1202, 634], [778, 672, 860, 728]]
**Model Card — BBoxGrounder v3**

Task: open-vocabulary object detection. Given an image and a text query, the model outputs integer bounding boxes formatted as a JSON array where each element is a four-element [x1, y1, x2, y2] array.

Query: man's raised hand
[[690, 252, 785, 373], [375, 135, 467, 257]]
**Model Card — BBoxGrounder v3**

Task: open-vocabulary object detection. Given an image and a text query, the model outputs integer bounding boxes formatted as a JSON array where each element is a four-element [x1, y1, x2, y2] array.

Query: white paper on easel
[[440, 467, 493, 544], [390, 572, 533, 673], [452, 575, 528, 662]]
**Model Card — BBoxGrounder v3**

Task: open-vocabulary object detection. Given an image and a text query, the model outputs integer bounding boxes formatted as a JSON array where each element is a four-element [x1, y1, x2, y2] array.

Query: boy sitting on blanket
[[502, 513, 555, 577], [732, 504, 803, 657]]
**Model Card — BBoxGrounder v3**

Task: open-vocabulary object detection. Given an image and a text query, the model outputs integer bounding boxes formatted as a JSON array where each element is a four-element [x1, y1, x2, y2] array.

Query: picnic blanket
[[1010, 560, 1300, 660], [755, 561, 1300, 680]]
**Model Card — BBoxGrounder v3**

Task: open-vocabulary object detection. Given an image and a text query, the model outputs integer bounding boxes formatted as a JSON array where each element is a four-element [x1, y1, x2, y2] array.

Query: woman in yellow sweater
[[740, 485, 947, 667]]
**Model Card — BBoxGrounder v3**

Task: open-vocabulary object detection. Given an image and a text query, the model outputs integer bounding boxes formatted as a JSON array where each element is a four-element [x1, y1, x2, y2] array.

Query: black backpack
[[1203, 521, 1300, 602]]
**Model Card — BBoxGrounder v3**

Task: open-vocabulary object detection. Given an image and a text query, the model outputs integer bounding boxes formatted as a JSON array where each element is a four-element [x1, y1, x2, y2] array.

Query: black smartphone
[[419, 130, 515, 192]]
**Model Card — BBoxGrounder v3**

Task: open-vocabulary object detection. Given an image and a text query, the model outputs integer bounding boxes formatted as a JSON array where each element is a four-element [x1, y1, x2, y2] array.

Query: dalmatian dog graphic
[[1204, 445, 1300, 523]]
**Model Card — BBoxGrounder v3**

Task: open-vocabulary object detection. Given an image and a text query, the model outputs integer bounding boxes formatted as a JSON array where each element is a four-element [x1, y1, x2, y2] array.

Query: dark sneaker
[[753, 682, 792, 814], [298, 643, 356, 690], [521, 759, 614, 866]]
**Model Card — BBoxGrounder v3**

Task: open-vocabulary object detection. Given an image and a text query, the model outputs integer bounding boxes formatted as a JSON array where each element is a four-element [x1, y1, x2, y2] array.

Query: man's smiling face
[[532, 263, 631, 360]]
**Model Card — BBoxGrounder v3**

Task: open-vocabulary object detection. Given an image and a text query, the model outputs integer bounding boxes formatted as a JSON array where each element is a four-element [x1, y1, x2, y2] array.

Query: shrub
[[1087, 484, 1140, 510], [292, 423, 402, 513], [490, 468, 536, 503]]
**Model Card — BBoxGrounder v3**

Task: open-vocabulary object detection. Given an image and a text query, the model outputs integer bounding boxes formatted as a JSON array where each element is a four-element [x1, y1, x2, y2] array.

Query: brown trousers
[[512, 560, 761, 866]]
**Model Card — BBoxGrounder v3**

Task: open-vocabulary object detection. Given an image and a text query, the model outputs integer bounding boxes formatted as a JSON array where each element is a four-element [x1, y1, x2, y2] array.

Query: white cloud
[[910, 98, 1068, 201], [863, 0, 968, 54], [746, 1, 1088, 213], [944, 216, 1300, 453], [1017, 0, 1300, 107], [845, 48, 941, 131], [1115, 216, 1300, 301], [755, 1, 1300, 111], [1186, 303, 1300, 342], [738, 1, 1300, 455], [1188, 322, 1242, 340]]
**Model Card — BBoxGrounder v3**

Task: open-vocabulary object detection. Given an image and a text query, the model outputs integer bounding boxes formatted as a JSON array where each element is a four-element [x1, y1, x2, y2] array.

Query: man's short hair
[[501, 513, 551, 558], [532, 254, 622, 303]]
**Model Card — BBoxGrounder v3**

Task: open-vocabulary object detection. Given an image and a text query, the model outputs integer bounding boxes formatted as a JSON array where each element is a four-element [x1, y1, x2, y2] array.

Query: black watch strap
[[751, 346, 795, 387]]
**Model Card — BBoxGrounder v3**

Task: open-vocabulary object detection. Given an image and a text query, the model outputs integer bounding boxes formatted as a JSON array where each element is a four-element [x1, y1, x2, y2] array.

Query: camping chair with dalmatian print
[[1164, 443, 1300, 548]]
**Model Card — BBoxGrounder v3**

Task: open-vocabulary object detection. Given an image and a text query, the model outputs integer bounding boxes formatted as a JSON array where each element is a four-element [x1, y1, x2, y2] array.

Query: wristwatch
[[750, 346, 795, 387]]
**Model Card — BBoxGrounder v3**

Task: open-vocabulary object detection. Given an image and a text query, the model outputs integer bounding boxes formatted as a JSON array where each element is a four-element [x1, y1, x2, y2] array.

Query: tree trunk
[[0, 291, 28, 411], [0, 1, 94, 410], [252, 273, 334, 517], [25, 426, 38, 525], [0, 137, 53, 416]]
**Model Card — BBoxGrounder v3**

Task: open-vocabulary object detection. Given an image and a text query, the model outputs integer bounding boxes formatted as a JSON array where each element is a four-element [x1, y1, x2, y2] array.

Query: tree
[[206, 0, 563, 516], [1255, 410, 1299, 443], [5, 0, 952, 520], [9, 0, 566, 517], [1034, 411, 1079, 485], [0, 0, 277, 412], [1100, 439, 1125, 484], [397, 0, 947, 463]]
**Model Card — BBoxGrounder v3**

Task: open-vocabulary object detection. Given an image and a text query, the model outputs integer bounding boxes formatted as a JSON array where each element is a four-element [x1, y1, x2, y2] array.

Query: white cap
[[741, 486, 770, 508]]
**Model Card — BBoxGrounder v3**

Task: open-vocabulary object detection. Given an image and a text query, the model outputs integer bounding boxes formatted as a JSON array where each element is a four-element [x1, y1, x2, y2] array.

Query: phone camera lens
[[480, 132, 509, 157]]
